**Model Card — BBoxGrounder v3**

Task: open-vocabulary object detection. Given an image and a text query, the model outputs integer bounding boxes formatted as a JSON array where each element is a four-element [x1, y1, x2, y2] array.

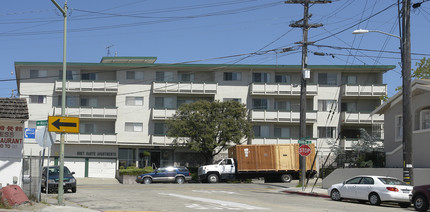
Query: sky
[[1, 0, 429, 98]]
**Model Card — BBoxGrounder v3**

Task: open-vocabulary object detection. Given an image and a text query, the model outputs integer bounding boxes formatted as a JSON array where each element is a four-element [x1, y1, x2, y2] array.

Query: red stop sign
[[299, 144, 311, 157]]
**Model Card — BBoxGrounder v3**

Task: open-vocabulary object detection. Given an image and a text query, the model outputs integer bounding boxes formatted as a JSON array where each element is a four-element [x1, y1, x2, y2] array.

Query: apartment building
[[15, 57, 394, 178]]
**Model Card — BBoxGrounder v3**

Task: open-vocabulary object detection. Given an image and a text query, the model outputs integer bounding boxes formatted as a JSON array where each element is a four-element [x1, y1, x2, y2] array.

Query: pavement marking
[[192, 190, 237, 194], [159, 193, 269, 210]]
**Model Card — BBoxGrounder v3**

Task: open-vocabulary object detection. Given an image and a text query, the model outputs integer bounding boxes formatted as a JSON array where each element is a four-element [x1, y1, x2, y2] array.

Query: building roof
[[371, 79, 430, 115], [0, 98, 29, 120]]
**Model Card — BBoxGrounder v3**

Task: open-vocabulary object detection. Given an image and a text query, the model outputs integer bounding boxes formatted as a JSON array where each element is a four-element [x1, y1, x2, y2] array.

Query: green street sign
[[298, 140, 312, 145], [36, 120, 48, 126]]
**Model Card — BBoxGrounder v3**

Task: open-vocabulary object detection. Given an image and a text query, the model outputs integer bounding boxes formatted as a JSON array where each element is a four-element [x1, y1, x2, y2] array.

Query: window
[[81, 73, 96, 80], [57, 95, 78, 107], [58, 70, 75, 80], [252, 99, 268, 110], [126, 71, 144, 80], [346, 177, 362, 184], [125, 122, 143, 132], [223, 72, 242, 81], [154, 123, 167, 135], [155, 97, 175, 108], [274, 127, 290, 138], [223, 98, 242, 103], [342, 75, 357, 85], [275, 74, 290, 83], [179, 73, 194, 82], [395, 115, 403, 141], [252, 73, 270, 83], [275, 100, 290, 111], [341, 102, 356, 112], [177, 99, 194, 107], [253, 125, 270, 138], [318, 100, 336, 112], [30, 70, 47, 78], [421, 110, 430, 130], [80, 97, 97, 107], [119, 148, 135, 168], [318, 127, 335, 138], [126, 97, 143, 106], [80, 123, 95, 134], [156, 71, 173, 82], [29, 95, 46, 104], [318, 73, 337, 85], [372, 124, 383, 139], [360, 177, 374, 185]]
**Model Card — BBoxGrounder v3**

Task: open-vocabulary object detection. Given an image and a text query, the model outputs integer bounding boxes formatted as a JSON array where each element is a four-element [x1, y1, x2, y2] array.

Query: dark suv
[[41, 166, 77, 193], [136, 167, 191, 184], [411, 184, 430, 211]]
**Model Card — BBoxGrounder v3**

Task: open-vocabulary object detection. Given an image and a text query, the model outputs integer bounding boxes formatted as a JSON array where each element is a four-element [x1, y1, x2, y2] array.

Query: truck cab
[[198, 158, 236, 183]]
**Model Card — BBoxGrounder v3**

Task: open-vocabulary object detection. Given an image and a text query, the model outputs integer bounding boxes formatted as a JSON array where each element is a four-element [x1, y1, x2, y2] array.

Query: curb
[[283, 190, 330, 198]]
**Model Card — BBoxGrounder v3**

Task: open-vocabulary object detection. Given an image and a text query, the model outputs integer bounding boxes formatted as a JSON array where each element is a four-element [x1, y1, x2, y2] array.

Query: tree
[[166, 100, 253, 164]]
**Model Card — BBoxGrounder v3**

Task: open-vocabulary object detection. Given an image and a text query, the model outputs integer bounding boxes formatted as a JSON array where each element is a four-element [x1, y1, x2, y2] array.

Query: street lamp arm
[[51, 0, 67, 16], [352, 29, 401, 39]]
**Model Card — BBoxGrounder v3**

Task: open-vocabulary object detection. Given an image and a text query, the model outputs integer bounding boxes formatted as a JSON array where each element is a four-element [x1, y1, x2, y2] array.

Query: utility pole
[[401, 0, 413, 185], [285, 0, 330, 191], [51, 0, 67, 205]]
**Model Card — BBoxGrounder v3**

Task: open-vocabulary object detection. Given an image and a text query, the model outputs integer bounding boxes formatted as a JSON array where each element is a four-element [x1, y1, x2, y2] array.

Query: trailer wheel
[[280, 174, 292, 183], [207, 174, 219, 183]]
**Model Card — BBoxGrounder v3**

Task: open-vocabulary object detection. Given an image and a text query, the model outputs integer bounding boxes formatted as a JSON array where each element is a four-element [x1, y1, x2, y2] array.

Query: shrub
[[119, 166, 154, 176]]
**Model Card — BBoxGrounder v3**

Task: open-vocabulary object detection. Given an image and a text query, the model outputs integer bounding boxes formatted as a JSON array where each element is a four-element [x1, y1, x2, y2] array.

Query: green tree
[[167, 100, 253, 164]]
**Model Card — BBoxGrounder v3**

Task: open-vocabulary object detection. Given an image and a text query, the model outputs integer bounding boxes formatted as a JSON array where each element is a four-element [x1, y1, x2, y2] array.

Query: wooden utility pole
[[401, 0, 413, 185], [285, 0, 330, 190]]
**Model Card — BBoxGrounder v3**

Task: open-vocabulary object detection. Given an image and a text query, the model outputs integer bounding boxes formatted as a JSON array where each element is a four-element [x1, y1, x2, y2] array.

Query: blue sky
[[1, 0, 429, 97]]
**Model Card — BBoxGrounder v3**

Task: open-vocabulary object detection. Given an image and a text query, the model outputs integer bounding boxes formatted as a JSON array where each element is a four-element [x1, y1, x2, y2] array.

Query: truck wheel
[[280, 174, 292, 183], [207, 174, 219, 183]]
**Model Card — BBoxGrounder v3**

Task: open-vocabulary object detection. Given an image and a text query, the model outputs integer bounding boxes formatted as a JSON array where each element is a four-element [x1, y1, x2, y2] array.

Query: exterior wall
[[0, 119, 25, 186]]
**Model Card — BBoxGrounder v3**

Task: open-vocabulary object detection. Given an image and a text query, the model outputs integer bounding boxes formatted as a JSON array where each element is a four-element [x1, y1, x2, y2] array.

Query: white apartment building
[[15, 57, 394, 178]]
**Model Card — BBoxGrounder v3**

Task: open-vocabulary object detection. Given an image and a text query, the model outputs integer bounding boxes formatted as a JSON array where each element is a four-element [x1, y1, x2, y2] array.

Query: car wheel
[[207, 174, 219, 183], [414, 194, 429, 211], [369, 193, 381, 206], [398, 202, 410, 208], [71, 187, 77, 193], [280, 174, 293, 183], [143, 177, 152, 184], [330, 189, 342, 201], [175, 177, 185, 184]]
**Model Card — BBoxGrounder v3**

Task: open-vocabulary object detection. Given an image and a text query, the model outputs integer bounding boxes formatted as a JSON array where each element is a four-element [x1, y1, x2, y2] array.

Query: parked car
[[41, 166, 77, 193], [136, 167, 192, 184], [410, 184, 430, 211], [328, 175, 412, 208]]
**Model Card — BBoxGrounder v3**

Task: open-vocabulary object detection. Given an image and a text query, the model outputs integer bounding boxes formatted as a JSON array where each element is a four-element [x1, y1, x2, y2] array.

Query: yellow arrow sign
[[48, 116, 80, 133]]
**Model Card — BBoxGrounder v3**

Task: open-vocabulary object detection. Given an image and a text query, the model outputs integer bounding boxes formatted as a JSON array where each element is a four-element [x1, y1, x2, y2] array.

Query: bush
[[119, 166, 154, 176]]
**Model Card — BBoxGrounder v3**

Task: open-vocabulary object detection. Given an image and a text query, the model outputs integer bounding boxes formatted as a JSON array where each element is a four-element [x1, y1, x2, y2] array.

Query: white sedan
[[328, 175, 412, 208]]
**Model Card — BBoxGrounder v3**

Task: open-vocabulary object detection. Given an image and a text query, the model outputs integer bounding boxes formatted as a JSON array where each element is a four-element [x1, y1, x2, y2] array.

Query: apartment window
[[29, 95, 46, 104], [318, 100, 337, 112], [341, 102, 357, 112], [395, 115, 403, 141], [156, 71, 173, 82], [125, 122, 143, 132], [30, 70, 47, 78], [155, 97, 175, 109], [58, 70, 75, 80], [80, 123, 95, 134], [126, 71, 144, 80], [80, 97, 97, 107], [274, 127, 290, 138], [126, 97, 143, 106], [57, 96, 78, 107], [342, 75, 357, 85], [81, 73, 96, 80], [252, 99, 268, 110], [318, 127, 336, 138], [119, 148, 135, 168], [177, 99, 194, 107], [179, 73, 195, 82], [252, 73, 270, 83], [223, 72, 242, 81], [253, 125, 269, 138], [154, 123, 167, 135], [223, 98, 242, 103], [275, 74, 291, 83], [421, 110, 430, 130], [275, 100, 291, 111], [372, 124, 383, 139], [318, 73, 337, 85]]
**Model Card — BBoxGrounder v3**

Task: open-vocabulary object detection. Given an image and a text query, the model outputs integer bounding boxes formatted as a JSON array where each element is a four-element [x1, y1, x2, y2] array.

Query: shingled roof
[[0, 98, 29, 120]]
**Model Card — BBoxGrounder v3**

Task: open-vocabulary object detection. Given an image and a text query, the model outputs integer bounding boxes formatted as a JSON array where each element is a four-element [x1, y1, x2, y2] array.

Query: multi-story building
[[15, 57, 394, 178]]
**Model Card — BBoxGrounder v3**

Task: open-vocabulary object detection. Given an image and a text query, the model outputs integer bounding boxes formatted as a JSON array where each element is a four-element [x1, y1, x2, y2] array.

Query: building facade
[[15, 57, 394, 178]]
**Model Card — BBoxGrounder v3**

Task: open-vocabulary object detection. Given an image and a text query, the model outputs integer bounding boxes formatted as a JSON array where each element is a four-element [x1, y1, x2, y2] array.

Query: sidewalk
[[280, 178, 330, 198]]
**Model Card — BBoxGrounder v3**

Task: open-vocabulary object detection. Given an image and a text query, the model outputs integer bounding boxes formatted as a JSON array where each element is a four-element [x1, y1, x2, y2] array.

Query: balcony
[[56, 133, 117, 144], [53, 107, 117, 119], [150, 135, 176, 145], [250, 110, 317, 123], [341, 84, 387, 97], [252, 138, 317, 145], [152, 108, 176, 120], [250, 83, 318, 96], [340, 111, 384, 124], [55, 80, 119, 93], [152, 82, 217, 94]]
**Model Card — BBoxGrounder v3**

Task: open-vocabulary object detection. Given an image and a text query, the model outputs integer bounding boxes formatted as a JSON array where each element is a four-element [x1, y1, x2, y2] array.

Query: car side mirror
[[342, 181, 346, 185], [71, 172, 75, 175]]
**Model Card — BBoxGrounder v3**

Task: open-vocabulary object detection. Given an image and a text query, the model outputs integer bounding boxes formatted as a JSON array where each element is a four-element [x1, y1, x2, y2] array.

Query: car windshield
[[47, 167, 71, 175], [378, 177, 408, 185]]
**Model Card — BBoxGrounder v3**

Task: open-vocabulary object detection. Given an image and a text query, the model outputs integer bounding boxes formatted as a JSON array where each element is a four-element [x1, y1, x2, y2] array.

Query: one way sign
[[48, 116, 80, 133]]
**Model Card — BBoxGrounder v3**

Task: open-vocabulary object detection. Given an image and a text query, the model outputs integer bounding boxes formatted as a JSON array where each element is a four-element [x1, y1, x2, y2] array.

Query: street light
[[352, 28, 413, 185]]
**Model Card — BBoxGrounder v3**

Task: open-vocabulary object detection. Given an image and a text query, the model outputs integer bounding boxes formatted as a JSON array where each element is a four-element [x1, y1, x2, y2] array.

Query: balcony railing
[[152, 82, 217, 94], [151, 108, 176, 120], [341, 84, 387, 96], [252, 137, 317, 145], [150, 135, 176, 145], [250, 110, 317, 123], [53, 107, 117, 119], [55, 133, 117, 144], [55, 80, 119, 93], [340, 111, 384, 124], [250, 83, 318, 95]]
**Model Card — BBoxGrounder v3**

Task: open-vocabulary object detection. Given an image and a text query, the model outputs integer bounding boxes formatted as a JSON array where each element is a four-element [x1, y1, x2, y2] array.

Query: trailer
[[198, 144, 317, 183]]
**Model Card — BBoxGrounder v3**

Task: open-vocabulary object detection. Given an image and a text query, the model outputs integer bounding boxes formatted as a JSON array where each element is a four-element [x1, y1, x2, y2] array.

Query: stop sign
[[298, 144, 311, 157]]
